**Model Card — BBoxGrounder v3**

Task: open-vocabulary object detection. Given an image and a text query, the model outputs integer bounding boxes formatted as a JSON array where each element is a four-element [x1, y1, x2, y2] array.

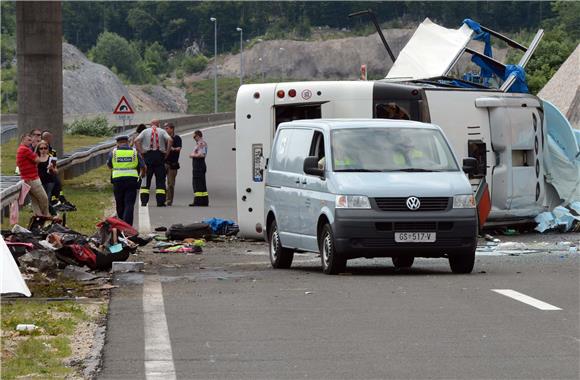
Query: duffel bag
[[166, 223, 211, 240]]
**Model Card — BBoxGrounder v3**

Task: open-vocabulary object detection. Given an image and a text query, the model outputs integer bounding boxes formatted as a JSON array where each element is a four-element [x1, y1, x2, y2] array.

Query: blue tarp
[[471, 55, 529, 93], [202, 218, 236, 234], [463, 19, 493, 84]]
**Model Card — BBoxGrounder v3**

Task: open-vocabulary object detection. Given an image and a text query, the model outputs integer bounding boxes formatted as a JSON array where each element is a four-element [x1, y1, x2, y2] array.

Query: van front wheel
[[392, 255, 414, 269], [268, 220, 294, 269], [320, 224, 346, 275], [448, 247, 476, 274]]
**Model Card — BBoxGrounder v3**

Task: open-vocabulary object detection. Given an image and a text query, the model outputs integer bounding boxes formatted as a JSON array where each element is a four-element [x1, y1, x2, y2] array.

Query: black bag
[[166, 223, 211, 240]]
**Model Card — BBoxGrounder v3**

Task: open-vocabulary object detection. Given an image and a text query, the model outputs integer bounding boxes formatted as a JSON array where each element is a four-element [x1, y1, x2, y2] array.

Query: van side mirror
[[304, 156, 324, 177], [462, 157, 477, 174]]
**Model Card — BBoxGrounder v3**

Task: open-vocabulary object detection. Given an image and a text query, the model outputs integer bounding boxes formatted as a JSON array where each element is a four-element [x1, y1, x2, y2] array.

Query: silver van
[[264, 119, 478, 274]]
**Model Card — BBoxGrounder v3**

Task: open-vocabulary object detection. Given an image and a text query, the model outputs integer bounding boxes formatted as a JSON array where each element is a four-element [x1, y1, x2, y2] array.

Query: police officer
[[189, 130, 209, 206], [134, 119, 173, 207], [107, 135, 146, 226]]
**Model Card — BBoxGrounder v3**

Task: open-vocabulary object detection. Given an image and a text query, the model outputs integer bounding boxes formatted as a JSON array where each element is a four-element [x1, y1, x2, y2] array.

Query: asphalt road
[[135, 123, 237, 231], [99, 124, 580, 380]]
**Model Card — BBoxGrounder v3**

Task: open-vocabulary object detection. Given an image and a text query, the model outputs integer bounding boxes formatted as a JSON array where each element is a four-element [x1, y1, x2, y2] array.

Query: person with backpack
[[107, 135, 146, 226]]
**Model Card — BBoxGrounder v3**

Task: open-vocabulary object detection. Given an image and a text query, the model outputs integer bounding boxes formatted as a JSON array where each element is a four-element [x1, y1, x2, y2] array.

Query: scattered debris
[[535, 203, 580, 233]]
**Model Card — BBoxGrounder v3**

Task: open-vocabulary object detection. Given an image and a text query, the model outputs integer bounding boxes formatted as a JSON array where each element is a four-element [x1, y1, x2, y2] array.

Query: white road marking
[[143, 274, 176, 380], [138, 204, 151, 234], [492, 289, 562, 310], [180, 123, 232, 137]]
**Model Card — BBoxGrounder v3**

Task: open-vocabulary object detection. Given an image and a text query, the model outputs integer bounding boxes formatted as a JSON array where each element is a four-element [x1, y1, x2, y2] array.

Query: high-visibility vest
[[112, 148, 139, 179]]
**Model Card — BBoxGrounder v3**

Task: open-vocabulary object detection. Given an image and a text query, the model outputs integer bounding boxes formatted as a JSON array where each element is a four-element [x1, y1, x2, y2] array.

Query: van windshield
[[331, 128, 459, 172]]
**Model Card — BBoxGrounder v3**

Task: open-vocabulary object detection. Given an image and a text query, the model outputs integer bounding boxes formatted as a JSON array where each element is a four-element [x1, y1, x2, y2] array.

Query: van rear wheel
[[320, 224, 346, 275], [392, 255, 414, 269], [268, 220, 294, 269], [449, 247, 476, 274]]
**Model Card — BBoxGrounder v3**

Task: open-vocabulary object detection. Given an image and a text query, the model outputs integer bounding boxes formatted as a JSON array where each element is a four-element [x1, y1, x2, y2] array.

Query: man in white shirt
[[134, 119, 173, 206]]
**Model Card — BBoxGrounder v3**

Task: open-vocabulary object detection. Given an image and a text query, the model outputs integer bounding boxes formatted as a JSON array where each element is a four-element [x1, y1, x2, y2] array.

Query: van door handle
[[301, 179, 307, 184], [295, 178, 300, 184]]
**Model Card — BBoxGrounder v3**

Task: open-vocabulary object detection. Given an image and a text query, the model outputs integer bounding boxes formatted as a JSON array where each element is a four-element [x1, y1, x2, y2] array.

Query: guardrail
[[1, 112, 234, 216]]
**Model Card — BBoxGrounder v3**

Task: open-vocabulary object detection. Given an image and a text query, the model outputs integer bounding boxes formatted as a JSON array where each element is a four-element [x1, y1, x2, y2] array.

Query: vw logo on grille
[[406, 196, 421, 210]]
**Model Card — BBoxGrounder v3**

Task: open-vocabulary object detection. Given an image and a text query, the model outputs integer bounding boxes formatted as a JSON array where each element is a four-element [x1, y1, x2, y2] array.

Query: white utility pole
[[279, 47, 286, 80], [236, 27, 243, 86]]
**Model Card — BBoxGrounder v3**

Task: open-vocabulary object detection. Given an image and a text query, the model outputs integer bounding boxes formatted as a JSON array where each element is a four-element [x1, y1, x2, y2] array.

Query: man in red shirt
[[16, 133, 50, 216]]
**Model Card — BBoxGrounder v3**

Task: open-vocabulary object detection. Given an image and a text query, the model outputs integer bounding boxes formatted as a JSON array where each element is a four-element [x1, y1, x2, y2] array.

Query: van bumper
[[332, 209, 477, 259]]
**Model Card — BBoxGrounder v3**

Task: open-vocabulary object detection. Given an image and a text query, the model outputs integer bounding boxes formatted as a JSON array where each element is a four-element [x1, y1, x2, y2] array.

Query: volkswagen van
[[264, 119, 478, 274]]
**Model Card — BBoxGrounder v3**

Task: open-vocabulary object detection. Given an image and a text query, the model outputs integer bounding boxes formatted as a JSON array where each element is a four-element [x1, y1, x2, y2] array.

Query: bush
[[66, 116, 112, 137], [181, 54, 209, 74]]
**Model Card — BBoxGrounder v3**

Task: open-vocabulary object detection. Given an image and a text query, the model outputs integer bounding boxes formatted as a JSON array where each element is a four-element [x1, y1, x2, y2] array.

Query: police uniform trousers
[[191, 157, 208, 206], [114, 178, 138, 226], [141, 150, 167, 206]]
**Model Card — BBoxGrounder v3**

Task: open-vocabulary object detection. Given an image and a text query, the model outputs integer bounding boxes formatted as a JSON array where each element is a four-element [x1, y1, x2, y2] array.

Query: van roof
[[278, 118, 440, 131]]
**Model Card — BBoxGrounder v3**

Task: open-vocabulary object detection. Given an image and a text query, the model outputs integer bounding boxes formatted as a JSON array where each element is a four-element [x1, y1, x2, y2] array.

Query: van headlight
[[453, 195, 476, 208], [336, 195, 371, 209]]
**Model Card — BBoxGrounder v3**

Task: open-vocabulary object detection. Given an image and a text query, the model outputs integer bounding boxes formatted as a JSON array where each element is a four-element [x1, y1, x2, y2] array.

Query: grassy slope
[[1, 135, 107, 175], [185, 76, 284, 114]]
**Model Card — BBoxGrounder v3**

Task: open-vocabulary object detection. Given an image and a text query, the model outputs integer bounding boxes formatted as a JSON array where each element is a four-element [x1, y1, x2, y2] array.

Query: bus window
[[468, 140, 487, 178], [275, 104, 322, 130], [375, 102, 411, 120]]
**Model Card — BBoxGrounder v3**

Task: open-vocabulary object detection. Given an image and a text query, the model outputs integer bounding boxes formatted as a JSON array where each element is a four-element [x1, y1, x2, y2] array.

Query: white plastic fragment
[[111, 261, 144, 273], [16, 324, 37, 331], [534, 212, 557, 233], [496, 242, 527, 250]]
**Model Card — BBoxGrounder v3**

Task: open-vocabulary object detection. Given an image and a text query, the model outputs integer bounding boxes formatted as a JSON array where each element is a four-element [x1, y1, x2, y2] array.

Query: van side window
[[309, 131, 325, 169], [283, 129, 314, 174], [270, 129, 291, 171]]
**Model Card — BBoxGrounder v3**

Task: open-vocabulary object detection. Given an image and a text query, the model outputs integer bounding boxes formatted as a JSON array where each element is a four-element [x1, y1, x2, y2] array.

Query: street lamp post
[[236, 27, 243, 86], [210, 17, 217, 113], [279, 47, 286, 80]]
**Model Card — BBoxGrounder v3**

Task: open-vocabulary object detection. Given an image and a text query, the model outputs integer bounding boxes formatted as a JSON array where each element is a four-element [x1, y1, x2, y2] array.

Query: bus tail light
[[277, 90, 285, 98], [288, 89, 297, 97]]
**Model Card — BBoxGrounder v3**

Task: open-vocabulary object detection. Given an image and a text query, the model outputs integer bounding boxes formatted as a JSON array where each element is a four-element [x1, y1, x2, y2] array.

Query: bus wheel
[[268, 219, 294, 269], [319, 224, 346, 275]]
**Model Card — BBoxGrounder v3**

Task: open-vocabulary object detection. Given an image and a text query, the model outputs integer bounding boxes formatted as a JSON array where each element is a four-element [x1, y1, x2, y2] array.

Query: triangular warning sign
[[113, 96, 134, 114]]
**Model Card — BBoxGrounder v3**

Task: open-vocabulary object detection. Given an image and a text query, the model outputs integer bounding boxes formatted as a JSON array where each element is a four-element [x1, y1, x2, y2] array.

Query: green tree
[[143, 42, 167, 75], [89, 32, 142, 83]]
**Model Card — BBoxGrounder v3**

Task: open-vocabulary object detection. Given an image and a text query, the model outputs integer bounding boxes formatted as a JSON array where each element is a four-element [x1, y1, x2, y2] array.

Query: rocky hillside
[[190, 27, 508, 81], [63, 43, 130, 115], [127, 85, 187, 114], [63, 43, 185, 116]]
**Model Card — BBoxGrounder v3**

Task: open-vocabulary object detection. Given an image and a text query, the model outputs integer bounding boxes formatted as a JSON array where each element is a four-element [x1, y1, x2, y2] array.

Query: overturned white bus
[[235, 17, 579, 239]]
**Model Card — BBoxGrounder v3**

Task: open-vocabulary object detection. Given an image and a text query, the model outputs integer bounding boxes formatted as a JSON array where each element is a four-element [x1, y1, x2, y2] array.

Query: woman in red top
[[16, 133, 50, 216]]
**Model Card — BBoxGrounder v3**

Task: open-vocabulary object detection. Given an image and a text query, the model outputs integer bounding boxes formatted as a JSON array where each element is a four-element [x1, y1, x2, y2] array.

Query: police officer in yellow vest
[[107, 136, 146, 226]]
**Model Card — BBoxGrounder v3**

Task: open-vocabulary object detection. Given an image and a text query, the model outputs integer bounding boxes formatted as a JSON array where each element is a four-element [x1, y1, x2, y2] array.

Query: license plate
[[395, 232, 436, 243]]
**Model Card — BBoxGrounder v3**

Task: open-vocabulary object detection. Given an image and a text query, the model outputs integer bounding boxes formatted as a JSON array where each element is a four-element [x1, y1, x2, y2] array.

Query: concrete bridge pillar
[[16, 1, 63, 155]]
